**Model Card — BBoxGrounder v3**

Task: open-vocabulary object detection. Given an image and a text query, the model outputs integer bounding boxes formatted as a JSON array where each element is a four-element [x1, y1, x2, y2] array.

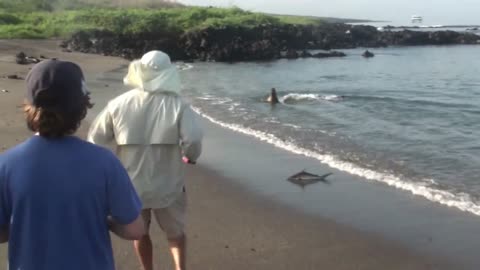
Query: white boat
[[411, 15, 423, 23]]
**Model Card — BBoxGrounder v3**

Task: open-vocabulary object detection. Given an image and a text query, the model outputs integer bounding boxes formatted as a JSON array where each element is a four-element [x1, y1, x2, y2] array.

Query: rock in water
[[362, 50, 375, 58], [312, 51, 346, 58]]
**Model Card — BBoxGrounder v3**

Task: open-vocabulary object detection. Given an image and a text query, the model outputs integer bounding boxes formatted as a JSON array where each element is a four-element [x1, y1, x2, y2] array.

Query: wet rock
[[300, 50, 312, 58], [285, 49, 299, 59], [6, 74, 21, 80], [350, 25, 378, 43], [362, 50, 375, 58], [312, 51, 346, 58]]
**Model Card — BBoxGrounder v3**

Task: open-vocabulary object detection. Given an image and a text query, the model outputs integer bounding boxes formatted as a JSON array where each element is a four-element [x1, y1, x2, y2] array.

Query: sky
[[178, 0, 480, 25]]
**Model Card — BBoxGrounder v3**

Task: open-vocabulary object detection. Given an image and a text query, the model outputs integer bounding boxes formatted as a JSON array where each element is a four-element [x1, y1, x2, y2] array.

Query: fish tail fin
[[321, 173, 333, 178]]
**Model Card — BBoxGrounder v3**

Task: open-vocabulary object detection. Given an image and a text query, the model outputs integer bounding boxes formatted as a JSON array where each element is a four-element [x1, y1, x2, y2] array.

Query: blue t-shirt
[[0, 136, 142, 270]]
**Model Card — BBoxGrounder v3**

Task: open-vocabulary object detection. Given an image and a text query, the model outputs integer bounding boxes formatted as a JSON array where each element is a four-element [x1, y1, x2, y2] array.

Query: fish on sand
[[287, 170, 332, 188]]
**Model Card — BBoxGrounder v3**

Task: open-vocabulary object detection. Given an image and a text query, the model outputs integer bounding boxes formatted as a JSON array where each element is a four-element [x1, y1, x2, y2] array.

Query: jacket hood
[[123, 50, 181, 94]]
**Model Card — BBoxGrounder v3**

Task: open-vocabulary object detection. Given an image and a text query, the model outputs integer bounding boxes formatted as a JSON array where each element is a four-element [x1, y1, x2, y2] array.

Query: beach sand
[[0, 40, 451, 269]]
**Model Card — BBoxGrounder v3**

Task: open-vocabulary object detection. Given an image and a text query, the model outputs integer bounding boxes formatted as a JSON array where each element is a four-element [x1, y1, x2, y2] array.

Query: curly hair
[[24, 93, 93, 138]]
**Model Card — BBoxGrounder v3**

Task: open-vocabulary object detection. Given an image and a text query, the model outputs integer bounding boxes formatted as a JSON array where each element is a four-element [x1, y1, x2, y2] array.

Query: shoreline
[[194, 113, 480, 269], [0, 39, 469, 269], [191, 101, 480, 218]]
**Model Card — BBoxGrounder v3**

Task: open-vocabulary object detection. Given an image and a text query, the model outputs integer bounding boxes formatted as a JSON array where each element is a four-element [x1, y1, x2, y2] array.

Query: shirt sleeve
[[106, 155, 142, 225], [88, 105, 115, 146], [179, 105, 203, 162]]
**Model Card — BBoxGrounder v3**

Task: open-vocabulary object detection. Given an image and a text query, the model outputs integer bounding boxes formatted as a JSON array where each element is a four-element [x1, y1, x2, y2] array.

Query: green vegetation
[[0, 7, 303, 39], [0, 0, 182, 12], [0, 0, 339, 39], [271, 14, 324, 26], [272, 14, 371, 25], [0, 8, 290, 38]]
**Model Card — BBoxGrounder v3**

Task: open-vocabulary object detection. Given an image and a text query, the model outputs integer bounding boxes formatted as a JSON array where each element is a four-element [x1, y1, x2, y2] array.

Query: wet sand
[[0, 40, 451, 269]]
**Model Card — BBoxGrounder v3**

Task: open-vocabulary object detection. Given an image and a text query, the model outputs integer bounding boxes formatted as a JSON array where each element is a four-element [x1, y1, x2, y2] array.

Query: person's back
[[88, 51, 202, 270], [102, 89, 197, 207], [1, 137, 131, 269], [0, 60, 145, 270]]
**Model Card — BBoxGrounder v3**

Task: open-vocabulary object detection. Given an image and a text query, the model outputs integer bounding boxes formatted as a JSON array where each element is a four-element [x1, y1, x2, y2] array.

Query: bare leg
[[134, 209, 153, 270], [168, 234, 186, 270]]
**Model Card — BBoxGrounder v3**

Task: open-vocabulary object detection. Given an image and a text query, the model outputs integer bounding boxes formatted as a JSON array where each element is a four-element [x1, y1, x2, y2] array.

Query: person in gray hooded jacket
[[88, 51, 202, 270]]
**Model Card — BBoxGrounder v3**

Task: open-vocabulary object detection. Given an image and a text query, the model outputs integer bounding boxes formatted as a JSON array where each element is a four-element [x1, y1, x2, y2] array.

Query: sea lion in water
[[266, 88, 280, 104]]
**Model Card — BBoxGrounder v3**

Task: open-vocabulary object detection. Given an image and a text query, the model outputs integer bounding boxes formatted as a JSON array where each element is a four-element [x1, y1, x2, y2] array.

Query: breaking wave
[[192, 106, 480, 217]]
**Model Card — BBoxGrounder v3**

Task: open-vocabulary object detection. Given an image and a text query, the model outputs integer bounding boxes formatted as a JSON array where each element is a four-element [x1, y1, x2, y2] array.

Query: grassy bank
[[0, 0, 376, 39], [0, 5, 329, 39], [0, 0, 183, 11]]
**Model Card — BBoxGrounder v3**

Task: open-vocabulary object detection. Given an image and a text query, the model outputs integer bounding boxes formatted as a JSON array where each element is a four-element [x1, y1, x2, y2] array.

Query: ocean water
[[178, 45, 480, 216]]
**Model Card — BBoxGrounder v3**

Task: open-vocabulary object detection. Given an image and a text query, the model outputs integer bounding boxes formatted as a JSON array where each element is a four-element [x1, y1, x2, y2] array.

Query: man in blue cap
[[0, 59, 145, 270]]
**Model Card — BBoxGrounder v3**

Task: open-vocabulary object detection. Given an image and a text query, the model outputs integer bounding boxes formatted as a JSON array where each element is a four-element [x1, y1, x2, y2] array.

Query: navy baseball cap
[[26, 60, 88, 112]]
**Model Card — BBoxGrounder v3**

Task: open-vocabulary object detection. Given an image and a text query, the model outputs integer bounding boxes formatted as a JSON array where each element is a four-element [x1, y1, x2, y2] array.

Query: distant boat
[[411, 15, 423, 24]]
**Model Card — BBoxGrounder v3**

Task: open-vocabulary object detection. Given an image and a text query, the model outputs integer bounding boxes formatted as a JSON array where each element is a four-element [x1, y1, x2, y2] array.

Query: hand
[[182, 156, 196, 164]]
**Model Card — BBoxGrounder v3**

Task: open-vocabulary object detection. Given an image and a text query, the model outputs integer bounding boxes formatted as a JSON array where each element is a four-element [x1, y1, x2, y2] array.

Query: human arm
[[87, 105, 115, 146], [107, 156, 145, 240], [179, 105, 203, 162], [107, 215, 144, 241]]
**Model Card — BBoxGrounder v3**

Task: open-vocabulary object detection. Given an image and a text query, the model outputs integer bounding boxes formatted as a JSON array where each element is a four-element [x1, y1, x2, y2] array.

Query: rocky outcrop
[[61, 24, 480, 62], [61, 30, 184, 60], [375, 30, 480, 46], [312, 51, 346, 58]]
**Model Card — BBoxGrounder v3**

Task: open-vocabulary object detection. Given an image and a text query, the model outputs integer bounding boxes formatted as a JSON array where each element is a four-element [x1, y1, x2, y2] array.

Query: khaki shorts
[[142, 191, 186, 239]]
